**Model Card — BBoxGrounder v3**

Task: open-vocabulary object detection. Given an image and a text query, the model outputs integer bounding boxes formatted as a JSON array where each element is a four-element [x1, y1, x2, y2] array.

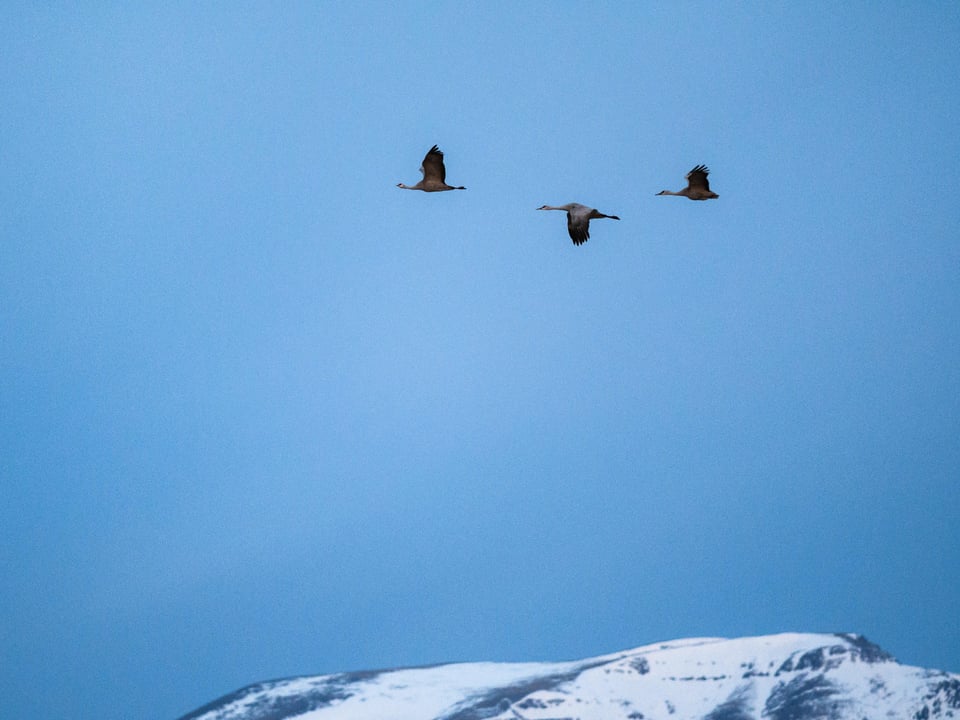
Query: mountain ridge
[[178, 632, 960, 720]]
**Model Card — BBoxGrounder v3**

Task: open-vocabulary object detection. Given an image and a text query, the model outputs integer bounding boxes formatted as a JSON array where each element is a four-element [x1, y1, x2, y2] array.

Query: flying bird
[[656, 165, 719, 200], [396, 145, 466, 192], [537, 203, 620, 245]]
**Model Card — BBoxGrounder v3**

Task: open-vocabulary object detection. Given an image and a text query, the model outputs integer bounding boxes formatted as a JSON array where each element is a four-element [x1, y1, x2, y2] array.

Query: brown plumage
[[657, 165, 719, 200], [537, 203, 620, 245], [396, 145, 466, 192]]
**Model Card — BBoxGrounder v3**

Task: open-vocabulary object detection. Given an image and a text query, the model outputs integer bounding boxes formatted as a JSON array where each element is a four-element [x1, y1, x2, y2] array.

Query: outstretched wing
[[686, 165, 711, 192], [420, 145, 447, 183], [566, 211, 590, 245]]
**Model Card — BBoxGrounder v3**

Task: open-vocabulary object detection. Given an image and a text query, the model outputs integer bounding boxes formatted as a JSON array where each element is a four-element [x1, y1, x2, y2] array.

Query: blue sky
[[2, 3, 959, 719]]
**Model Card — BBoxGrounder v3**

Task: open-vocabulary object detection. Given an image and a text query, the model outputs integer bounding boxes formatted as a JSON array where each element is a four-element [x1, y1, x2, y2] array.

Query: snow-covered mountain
[[178, 632, 959, 720]]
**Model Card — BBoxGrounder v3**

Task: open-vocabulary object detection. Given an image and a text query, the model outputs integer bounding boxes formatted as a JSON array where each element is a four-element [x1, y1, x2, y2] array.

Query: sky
[[1, 3, 958, 719]]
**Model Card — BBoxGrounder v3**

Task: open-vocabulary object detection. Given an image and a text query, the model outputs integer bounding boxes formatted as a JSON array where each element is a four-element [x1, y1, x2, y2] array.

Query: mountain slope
[[178, 632, 960, 720]]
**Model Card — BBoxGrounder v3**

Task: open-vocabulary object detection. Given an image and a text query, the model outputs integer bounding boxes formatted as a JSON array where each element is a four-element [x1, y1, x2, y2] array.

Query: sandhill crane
[[656, 165, 719, 200], [536, 203, 620, 245], [396, 145, 466, 192]]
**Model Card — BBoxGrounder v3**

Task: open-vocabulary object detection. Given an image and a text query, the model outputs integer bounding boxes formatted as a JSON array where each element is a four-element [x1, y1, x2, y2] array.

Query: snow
[[181, 632, 960, 720]]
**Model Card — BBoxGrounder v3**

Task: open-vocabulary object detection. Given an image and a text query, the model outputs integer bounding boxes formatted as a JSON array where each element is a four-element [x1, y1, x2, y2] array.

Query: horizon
[[177, 630, 945, 693]]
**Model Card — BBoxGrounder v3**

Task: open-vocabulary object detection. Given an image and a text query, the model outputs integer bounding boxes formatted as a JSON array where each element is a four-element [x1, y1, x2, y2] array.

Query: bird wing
[[566, 210, 590, 245], [420, 145, 447, 183], [686, 165, 711, 191]]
